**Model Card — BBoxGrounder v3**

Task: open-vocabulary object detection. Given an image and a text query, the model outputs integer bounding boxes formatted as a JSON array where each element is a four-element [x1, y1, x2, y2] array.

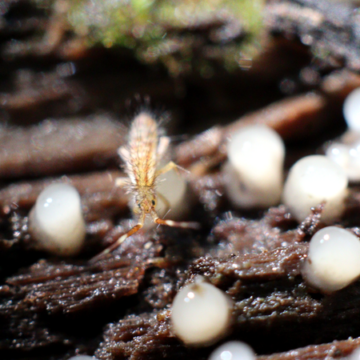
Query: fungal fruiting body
[[223, 125, 285, 208], [325, 130, 360, 183], [68, 356, 98, 360], [153, 161, 189, 220], [171, 276, 232, 346], [343, 87, 360, 133], [325, 88, 360, 181], [282, 155, 348, 223], [209, 341, 256, 360], [91, 112, 199, 262], [326, 141, 360, 182], [302, 226, 360, 292], [29, 183, 86, 256], [349, 347, 360, 360]]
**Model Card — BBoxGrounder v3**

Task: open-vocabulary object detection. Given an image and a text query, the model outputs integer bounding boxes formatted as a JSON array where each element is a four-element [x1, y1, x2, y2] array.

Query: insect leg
[[156, 161, 190, 177], [117, 146, 130, 163], [153, 214, 200, 230], [89, 214, 145, 263], [115, 177, 129, 188]]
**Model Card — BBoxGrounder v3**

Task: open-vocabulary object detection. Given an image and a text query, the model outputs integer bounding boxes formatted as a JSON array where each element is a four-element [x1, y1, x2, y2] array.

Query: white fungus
[[343, 87, 360, 133], [326, 139, 360, 182], [68, 356, 98, 360], [302, 226, 360, 292], [348, 347, 360, 360], [324, 88, 360, 181], [223, 125, 285, 208], [282, 155, 348, 223], [171, 276, 232, 346], [29, 183, 86, 256], [155, 164, 188, 219], [209, 341, 256, 360]]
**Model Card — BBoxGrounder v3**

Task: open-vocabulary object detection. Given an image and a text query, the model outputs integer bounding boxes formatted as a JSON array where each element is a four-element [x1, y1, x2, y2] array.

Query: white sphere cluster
[[343, 88, 360, 133], [326, 141, 360, 182], [326, 88, 360, 181], [209, 341, 256, 360], [302, 226, 360, 292], [29, 183, 86, 256], [224, 125, 285, 208], [171, 276, 232, 346], [282, 155, 348, 223]]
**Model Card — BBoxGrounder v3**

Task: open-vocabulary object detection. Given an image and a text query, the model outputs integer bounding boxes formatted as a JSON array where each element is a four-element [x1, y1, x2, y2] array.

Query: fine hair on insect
[[90, 111, 200, 263]]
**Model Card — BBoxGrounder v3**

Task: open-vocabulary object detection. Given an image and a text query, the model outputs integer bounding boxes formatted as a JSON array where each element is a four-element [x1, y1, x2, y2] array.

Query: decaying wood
[[0, 115, 125, 179], [260, 337, 360, 360], [176, 92, 332, 170], [2, 1, 360, 359], [177, 68, 360, 178], [265, 0, 360, 72]]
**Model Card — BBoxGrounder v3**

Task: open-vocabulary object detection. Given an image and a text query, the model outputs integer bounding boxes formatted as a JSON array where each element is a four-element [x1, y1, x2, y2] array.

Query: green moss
[[67, 0, 265, 75]]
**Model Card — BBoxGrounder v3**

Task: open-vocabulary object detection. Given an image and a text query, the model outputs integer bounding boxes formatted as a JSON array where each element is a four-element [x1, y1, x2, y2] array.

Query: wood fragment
[[0, 115, 125, 179], [265, 0, 360, 72]]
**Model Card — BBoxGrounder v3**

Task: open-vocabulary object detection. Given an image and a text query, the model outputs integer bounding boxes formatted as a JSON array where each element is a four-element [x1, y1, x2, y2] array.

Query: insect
[[90, 112, 200, 263]]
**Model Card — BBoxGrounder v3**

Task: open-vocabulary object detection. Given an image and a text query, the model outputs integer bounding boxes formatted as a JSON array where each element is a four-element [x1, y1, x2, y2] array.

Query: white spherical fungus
[[326, 141, 360, 182], [224, 125, 285, 208], [302, 226, 360, 292], [343, 88, 360, 132], [171, 276, 232, 346], [349, 347, 360, 360], [282, 155, 348, 223], [209, 341, 256, 360], [325, 88, 360, 181], [156, 165, 188, 219], [69, 356, 98, 360], [29, 183, 86, 256]]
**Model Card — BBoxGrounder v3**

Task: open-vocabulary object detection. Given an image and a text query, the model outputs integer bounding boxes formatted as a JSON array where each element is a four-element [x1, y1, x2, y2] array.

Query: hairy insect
[[90, 112, 199, 262]]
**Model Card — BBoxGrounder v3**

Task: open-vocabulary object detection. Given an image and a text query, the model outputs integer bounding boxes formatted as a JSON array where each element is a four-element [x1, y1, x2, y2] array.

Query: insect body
[[90, 112, 199, 262]]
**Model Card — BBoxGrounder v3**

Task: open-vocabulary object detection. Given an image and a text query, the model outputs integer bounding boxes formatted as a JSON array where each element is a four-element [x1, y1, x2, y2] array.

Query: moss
[[66, 0, 265, 76]]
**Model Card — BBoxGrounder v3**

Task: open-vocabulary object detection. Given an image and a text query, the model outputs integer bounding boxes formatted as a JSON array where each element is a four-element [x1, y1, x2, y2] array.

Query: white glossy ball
[[156, 166, 188, 219], [348, 347, 360, 360], [225, 125, 285, 208], [29, 183, 86, 256], [171, 277, 232, 346], [343, 88, 360, 132], [282, 155, 348, 223], [326, 141, 360, 182], [209, 341, 256, 360], [302, 226, 360, 292]]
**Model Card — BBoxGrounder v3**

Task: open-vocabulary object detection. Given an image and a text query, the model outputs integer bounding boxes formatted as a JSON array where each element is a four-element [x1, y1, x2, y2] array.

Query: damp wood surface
[[2, 1, 360, 360]]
